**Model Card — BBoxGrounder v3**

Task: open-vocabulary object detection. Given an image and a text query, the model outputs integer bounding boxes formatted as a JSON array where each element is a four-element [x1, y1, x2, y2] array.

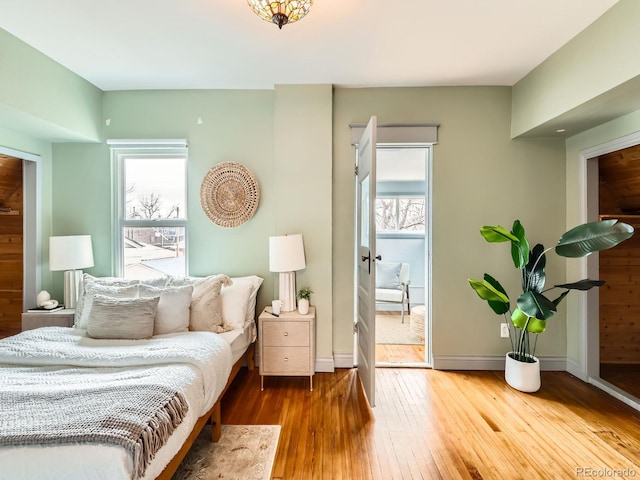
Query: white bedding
[[0, 327, 236, 480]]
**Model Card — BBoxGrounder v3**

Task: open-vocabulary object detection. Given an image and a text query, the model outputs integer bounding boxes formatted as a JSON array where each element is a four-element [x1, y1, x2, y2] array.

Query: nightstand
[[259, 306, 315, 391], [21, 309, 75, 331]]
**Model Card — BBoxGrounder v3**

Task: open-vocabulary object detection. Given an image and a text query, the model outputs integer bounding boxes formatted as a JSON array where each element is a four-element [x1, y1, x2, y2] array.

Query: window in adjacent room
[[375, 196, 425, 232], [111, 141, 188, 279]]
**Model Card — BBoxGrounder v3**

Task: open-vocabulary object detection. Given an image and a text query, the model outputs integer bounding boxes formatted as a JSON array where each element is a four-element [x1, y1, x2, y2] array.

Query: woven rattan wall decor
[[200, 162, 260, 228]]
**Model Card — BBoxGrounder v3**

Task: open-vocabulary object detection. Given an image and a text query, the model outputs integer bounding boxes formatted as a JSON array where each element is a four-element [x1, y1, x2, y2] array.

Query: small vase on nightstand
[[298, 298, 310, 315]]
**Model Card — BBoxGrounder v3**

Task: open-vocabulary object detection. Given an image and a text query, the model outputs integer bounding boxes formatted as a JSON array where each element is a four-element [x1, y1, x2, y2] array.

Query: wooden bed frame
[[156, 341, 256, 479]]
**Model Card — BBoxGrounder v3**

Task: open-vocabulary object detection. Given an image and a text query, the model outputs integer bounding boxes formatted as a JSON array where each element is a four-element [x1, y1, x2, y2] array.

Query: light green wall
[[332, 87, 567, 360], [52, 89, 276, 307], [0, 28, 102, 142], [53, 86, 335, 361], [273, 85, 333, 361], [512, 0, 640, 137]]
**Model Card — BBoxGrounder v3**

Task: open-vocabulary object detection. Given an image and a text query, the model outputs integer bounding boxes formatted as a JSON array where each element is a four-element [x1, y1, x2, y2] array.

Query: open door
[[356, 116, 377, 407]]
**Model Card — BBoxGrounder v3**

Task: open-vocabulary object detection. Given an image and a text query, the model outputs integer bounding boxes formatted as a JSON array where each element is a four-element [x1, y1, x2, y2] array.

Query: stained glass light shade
[[247, 0, 313, 29]]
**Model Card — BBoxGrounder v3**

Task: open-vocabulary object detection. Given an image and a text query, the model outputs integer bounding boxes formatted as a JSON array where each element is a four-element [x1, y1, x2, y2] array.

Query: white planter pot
[[298, 298, 310, 315], [504, 352, 541, 393]]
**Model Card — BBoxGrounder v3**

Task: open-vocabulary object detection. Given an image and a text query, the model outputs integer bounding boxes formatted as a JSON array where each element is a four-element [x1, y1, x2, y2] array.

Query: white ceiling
[[0, 0, 620, 91]]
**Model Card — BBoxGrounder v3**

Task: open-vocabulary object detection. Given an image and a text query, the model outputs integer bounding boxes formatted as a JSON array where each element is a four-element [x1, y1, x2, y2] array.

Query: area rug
[[376, 313, 423, 345], [172, 424, 281, 480]]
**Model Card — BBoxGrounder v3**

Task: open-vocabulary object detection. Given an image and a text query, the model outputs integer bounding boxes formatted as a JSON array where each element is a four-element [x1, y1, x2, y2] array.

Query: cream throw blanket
[[0, 327, 233, 480]]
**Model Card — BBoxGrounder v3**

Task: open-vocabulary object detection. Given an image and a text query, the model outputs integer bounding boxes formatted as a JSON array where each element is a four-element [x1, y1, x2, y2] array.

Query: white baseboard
[[333, 352, 355, 369], [315, 356, 335, 373], [432, 354, 567, 371], [566, 358, 587, 381]]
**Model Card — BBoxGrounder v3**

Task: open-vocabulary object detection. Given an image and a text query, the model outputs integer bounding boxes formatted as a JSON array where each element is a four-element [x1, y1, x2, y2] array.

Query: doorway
[[0, 155, 24, 338], [373, 146, 431, 367], [580, 131, 640, 409], [596, 144, 640, 399]]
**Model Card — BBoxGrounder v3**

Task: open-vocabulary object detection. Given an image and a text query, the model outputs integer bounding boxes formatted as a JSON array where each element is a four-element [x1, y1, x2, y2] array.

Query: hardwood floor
[[221, 367, 640, 479], [600, 363, 640, 399], [376, 343, 425, 364]]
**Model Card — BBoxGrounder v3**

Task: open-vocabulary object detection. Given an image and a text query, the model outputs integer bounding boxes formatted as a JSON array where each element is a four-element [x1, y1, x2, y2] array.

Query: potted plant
[[468, 219, 633, 392], [297, 286, 313, 315]]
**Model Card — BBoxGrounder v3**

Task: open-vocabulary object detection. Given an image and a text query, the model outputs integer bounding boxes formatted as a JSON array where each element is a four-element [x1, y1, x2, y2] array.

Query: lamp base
[[278, 271, 297, 312], [63, 269, 83, 309]]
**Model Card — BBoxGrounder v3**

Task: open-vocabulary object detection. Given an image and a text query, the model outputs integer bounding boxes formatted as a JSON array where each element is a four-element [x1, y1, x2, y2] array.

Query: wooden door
[[0, 155, 23, 337]]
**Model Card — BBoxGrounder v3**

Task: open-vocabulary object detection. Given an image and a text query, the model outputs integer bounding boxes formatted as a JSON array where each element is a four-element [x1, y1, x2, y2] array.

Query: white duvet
[[0, 327, 233, 480]]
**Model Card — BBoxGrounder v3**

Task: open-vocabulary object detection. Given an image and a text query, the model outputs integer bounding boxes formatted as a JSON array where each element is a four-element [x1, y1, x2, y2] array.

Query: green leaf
[[526, 317, 547, 334], [554, 279, 605, 291], [510, 220, 530, 270], [517, 291, 557, 321], [551, 290, 570, 308], [523, 243, 546, 293], [483, 274, 510, 315], [555, 220, 634, 258], [468, 277, 509, 315], [510, 308, 528, 329], [480, 225, 518, 243]]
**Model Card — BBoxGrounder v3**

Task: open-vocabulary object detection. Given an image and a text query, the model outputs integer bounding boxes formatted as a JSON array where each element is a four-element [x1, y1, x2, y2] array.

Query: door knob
[[375, 255, 382, 261]]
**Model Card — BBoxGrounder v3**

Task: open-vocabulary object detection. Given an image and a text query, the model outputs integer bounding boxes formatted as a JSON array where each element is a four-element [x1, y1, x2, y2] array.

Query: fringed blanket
[[0, 327, 233, 480], [0, 365, 190, 480]]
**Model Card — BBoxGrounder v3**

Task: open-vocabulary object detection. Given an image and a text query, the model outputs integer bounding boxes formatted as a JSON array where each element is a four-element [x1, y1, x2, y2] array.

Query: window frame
[[375, 194, 426, 234], [111, 143, 188, 278]]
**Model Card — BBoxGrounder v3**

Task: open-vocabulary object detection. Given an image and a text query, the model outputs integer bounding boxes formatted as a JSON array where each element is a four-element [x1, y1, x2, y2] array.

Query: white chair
[[375, 262, 411, 323]]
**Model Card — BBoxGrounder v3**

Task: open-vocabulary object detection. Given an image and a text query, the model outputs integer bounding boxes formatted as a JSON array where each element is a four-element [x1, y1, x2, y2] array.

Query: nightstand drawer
[[261, 346, 312, 374], [261, 321, 310, 347], [21, 310, 75, 331]]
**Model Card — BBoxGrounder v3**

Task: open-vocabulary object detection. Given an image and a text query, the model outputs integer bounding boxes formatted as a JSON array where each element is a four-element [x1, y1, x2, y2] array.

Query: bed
[[0, 273, 263, 480]]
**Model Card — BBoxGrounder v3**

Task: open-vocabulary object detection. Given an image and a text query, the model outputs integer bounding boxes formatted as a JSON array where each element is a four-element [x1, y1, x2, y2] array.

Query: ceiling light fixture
[[247, 0, 313, 30]]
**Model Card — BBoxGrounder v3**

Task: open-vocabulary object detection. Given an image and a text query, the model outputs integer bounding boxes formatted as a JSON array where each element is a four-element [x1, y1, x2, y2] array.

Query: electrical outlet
[[500, 323, 510, 338]]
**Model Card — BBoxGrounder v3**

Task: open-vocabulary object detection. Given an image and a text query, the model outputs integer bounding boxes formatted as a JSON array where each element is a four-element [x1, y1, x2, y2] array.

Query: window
[[111, 141, 188, 279], [375, 196, 425, 232]]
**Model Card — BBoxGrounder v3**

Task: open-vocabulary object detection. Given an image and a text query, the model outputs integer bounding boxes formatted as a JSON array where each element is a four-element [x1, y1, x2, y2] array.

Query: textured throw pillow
[[376, 262, 402, 290], [75, 274, 140, 326], [166, 275, 205, 287], [222, 275, 264, 330], [86, 294, 159, 340], [189, 275, 234, 333], [139, 276, 169, 288], [139, 284, 194, 335], [76, 283, 139, 329]]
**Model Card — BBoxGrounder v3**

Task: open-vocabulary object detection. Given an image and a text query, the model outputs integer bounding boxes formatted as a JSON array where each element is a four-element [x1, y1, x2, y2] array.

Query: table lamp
[[49, 235, 94, 309], [269, 234, 306, 312]]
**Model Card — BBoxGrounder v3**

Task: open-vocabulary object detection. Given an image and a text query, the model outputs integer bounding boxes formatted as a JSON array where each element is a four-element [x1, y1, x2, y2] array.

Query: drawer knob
[[284, 357, 289, 362], [284, 332, 288, 336]]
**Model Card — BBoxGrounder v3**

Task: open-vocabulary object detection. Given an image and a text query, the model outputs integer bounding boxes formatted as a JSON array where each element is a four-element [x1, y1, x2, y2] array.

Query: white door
[[356, 116, 377, 407]]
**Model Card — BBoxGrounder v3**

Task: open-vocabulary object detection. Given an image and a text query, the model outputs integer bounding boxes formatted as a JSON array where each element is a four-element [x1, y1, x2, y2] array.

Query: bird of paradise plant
[[468, 219, 634, 363]]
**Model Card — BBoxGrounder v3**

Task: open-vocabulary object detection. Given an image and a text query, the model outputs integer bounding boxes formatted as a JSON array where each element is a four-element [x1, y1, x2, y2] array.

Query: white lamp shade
[[269, 234, 306, 272], [49, 235, 94, 271]]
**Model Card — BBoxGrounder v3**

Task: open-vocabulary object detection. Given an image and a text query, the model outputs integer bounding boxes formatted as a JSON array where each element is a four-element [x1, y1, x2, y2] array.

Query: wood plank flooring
[[221, 367, 640, 479], [376, 343, 424, 364], [600, 363, 640, 399]]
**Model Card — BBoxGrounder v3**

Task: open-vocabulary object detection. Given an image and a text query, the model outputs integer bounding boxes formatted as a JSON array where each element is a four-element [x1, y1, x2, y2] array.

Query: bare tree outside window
[[120, 156, 187, 278], [376, 197, 425, 232]]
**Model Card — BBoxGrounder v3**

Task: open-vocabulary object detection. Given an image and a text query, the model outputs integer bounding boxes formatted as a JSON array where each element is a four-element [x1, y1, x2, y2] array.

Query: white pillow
[[222, 275, 264, 330], [86, 294, 159, 340], [376, 262, 402, 290], [139, 284, 194, 335], [139, 277, 169, 288], [76, 283, 139, 329], [75, 274, 139, 322], [190, 275, 234, 333], [166, 275, 205, 287]]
